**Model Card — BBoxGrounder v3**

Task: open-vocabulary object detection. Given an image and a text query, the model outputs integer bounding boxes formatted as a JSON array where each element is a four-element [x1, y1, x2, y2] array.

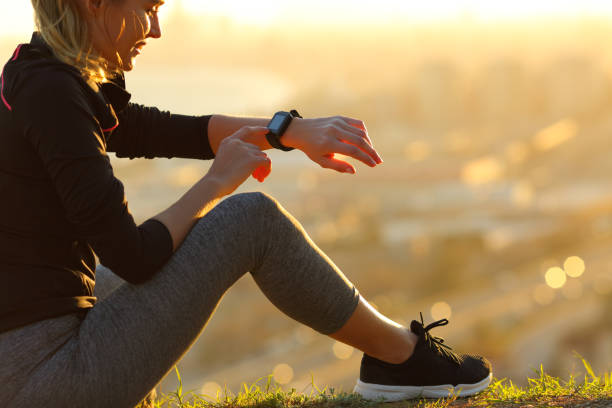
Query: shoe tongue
[[410, 320, 425, 336]]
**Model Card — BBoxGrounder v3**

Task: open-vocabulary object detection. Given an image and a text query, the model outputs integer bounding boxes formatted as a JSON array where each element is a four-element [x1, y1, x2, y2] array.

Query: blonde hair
[[30, 0, 121, 82]]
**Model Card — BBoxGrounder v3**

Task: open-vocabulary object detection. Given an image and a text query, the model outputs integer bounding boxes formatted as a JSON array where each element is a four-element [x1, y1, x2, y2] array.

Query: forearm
[[152, 175, 223, 252], [111, 104, 214, 160], [208, 115, 271, 154]]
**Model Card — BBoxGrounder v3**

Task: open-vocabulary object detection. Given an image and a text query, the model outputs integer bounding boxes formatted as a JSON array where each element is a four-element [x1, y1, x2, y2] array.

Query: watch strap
[[266, 110, 302, 151]]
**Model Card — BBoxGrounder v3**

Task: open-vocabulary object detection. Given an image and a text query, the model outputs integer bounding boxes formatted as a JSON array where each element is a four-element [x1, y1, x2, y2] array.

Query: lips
[[132, 41, 147, 53]]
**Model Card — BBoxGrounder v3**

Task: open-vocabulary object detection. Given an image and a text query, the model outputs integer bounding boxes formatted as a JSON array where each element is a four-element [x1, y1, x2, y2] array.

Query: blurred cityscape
[[2, 5, 612, 398]]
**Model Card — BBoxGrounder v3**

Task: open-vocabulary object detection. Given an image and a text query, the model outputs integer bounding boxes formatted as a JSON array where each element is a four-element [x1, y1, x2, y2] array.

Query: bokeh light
[[6, 0, 612, 395], [431, 301, 452, 320], [485, 228, 513, 251], [532, 119, 578, 151], [461, 156, 504, 186], [294, 326, 316, 345], [200, 381, 222, 401], [564, 256, 585, 278], [332, 341, 354, 360], [545, 267, 567, 289], [272, 363, 294, 384]]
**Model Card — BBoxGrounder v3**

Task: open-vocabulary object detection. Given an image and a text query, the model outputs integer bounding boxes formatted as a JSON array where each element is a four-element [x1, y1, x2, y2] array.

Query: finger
[[235, 126, 269, 143], [236, 138, 269, 152], [251, 156, 272, 182], [332, 140, 377, 167], [318, 153, 355, 174], [334, 120, 373, 147], [238, 125, 269, 135], [252, 165, 265, 182], [334, 129, 382, 164], [338, 116, 369, 135], [260, 157, 272, 179], [339, 117, 375, 153]]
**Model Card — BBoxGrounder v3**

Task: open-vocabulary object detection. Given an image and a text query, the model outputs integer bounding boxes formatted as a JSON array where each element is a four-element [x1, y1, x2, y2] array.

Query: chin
[[121, 59, 135, 72]]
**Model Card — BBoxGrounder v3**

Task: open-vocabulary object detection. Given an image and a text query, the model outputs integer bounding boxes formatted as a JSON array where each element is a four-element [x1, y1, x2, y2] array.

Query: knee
[[221, 191, 281, 218]]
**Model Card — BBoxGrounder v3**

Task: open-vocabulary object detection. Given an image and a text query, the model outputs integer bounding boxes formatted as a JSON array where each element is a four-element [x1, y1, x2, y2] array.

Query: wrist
[[281, 117, 304, 150], [199, 174, 227, 198]]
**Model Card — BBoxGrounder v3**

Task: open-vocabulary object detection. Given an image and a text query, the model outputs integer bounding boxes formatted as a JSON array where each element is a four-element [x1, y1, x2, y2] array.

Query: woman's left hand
[[282, 116, 383, 174]]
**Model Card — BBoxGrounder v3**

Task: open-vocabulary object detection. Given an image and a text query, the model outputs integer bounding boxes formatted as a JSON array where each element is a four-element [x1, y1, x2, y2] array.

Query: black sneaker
[[353, 313, 492, 401]]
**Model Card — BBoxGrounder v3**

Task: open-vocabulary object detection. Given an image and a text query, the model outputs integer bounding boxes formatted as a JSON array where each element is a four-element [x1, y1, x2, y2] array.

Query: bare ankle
[[375, 330, 418, 364]]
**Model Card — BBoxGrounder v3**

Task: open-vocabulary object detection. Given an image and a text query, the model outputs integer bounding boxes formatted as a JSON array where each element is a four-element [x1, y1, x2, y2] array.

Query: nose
[[147, 13, 162, 39]]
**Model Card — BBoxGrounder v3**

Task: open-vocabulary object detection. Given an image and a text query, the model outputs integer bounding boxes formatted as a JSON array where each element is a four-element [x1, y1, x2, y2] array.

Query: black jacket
[[0, 32, 214, 332]]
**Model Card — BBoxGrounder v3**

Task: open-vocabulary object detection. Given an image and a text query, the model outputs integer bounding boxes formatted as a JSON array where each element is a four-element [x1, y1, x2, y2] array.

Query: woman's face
[[86, 0, 163, 71]]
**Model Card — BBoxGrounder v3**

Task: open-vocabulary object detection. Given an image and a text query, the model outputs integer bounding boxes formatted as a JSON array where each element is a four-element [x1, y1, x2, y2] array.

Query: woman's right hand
[[205, 126, 271, 197]]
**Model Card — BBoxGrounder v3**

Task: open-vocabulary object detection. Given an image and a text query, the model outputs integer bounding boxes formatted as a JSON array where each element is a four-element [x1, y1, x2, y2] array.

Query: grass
[[139, 355, 611, 408]]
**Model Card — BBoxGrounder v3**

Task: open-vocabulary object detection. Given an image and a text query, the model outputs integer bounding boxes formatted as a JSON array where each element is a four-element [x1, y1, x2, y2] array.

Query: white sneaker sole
[[353, 372, 492, 401]]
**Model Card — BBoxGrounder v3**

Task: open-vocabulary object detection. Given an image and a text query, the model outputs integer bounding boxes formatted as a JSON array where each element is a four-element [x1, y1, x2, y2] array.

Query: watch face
[[268, 113, 287, 133]]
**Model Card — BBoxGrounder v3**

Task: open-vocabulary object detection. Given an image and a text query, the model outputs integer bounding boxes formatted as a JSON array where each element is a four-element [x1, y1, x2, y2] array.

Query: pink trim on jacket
[[12, 45, 22, 61], [1, 45, 24, 112], [102, 121, 119, 133], [1, 74, 10, 111]]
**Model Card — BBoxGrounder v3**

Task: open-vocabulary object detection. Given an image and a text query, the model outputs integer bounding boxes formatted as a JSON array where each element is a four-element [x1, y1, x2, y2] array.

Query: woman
[[0, 0, 492, 406]]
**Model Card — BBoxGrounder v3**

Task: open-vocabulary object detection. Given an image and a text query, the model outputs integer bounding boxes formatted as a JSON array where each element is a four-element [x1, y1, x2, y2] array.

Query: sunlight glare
[[180, 0, 281, 25], [175, 0, 612, 26], [9, 1, 612, 37]]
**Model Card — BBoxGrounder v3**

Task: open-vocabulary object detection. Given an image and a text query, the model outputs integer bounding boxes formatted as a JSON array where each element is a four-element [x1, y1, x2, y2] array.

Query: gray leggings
[[0, 192, 360, 408]]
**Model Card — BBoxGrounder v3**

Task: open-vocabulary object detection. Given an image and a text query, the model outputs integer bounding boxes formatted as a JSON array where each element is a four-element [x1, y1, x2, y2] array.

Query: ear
[[79, 0, 107, 16]]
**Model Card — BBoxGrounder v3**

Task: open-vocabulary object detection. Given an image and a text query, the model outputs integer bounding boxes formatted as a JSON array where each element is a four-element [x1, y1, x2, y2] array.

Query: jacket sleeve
[[108, 102, 215, 160], [14, 72, 173, 284]]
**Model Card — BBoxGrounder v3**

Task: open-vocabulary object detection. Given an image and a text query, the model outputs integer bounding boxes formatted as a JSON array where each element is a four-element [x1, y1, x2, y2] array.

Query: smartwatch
[[265, 109, 302, 151]]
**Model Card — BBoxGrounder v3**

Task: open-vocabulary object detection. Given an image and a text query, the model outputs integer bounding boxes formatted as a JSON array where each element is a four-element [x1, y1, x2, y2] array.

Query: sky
[[3, 0, 612, 38]]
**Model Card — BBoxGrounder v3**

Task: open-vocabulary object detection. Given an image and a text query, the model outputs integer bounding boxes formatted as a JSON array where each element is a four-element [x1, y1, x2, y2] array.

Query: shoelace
[[417, 312, 462, 365]]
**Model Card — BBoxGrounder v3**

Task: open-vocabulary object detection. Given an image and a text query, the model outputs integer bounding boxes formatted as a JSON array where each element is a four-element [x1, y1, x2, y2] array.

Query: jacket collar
[[30, 32, 54, 58], [29, 32, 132, 113]]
